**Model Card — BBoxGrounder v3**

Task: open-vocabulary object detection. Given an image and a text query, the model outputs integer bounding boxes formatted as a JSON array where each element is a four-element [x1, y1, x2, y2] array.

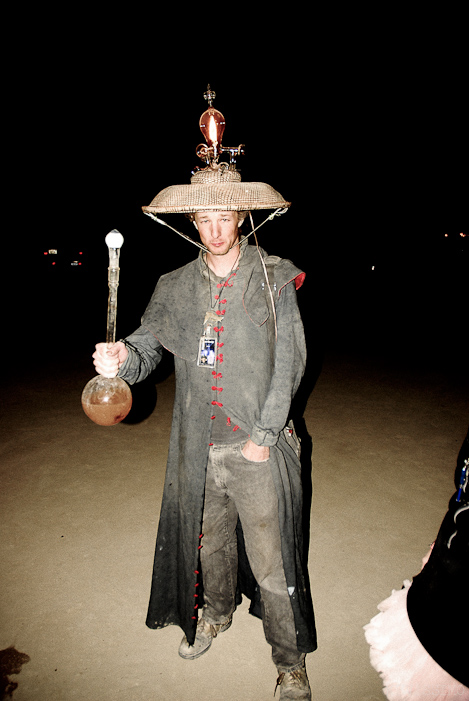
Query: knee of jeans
[[259, 577, 291, 597], [255, 564, 290, 597]]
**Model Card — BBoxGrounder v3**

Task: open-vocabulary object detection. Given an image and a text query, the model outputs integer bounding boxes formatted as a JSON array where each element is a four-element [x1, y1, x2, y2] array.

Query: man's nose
[[212, 224, 222, 239]]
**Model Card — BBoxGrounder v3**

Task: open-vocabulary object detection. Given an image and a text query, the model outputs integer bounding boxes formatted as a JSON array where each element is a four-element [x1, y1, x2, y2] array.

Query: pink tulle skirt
[[364, 580, 469, 700]]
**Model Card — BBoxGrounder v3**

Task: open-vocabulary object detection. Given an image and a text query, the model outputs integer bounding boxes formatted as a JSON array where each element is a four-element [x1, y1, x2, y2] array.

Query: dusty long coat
[[118, 243, 317, 652]]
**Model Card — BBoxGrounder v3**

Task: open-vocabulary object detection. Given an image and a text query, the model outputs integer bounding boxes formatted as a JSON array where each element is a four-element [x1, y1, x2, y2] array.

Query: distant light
[[460, 232, 466, 237], [49, 249, 57, 254], [371, 265, 375, 270], [444, 233, 449, 237]]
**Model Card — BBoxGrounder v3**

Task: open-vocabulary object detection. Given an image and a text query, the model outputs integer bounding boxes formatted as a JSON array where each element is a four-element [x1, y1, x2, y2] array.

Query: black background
[[5, 13, 467, 370]]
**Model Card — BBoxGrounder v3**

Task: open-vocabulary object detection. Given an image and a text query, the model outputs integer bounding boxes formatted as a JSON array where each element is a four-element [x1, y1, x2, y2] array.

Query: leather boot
[[274, 661, 311, 699], [178, 616, 232, 660]]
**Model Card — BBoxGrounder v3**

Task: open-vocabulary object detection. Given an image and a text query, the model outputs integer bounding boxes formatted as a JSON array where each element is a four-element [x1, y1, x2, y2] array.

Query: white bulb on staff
[[105, 230, 124, 249]]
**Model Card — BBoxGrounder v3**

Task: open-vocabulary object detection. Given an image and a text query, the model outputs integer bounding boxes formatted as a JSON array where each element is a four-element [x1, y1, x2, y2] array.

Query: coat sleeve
[[249, 280, 306, 447], [117, 325, 164, 385]]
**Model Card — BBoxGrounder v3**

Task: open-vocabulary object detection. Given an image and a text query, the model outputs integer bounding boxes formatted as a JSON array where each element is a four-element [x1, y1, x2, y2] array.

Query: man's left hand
[[241, 439, 270, 462]]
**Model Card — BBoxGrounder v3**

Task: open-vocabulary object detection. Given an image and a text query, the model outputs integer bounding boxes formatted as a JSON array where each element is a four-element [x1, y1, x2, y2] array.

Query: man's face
[[194, 211, 240, 256]]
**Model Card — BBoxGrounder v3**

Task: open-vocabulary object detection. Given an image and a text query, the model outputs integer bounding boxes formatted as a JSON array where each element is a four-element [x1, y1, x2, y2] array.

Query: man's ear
[[238, 212, 247, 228]]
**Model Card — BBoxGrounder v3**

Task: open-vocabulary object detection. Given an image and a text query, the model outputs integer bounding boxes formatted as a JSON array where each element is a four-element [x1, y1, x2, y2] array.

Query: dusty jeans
[[200, 441, 304, 671]]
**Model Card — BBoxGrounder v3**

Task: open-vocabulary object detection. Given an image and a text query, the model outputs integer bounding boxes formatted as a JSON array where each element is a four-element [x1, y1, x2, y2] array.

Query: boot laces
[[274, 669, 305, 696], [197, 618, 221, 638]]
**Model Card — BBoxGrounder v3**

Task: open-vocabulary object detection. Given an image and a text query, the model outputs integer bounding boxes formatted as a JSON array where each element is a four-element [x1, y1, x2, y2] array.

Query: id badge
[[197, 335, 216, 367]]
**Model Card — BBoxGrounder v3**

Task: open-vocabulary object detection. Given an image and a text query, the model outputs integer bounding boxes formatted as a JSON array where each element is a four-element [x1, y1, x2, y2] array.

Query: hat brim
[[142, 182, 291, 214]]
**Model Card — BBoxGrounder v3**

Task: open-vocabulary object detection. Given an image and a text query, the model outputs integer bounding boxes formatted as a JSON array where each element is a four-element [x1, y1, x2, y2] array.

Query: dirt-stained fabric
[[118, 243, 317, 651]]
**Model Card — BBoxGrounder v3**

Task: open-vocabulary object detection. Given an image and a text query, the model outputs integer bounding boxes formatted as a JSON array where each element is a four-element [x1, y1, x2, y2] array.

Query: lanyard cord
[[205, 247, 241, 312]]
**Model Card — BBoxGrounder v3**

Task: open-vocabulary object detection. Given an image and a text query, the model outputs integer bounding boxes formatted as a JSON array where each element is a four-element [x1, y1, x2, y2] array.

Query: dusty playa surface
[[1, 262, 468, 700]]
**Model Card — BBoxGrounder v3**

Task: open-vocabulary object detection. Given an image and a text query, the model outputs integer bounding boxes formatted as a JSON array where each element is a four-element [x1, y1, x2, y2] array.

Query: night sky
[[7, 23, 467, 368]]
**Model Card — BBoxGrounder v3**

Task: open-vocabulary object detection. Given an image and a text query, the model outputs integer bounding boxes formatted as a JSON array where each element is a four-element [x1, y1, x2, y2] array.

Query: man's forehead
[[195, 210, 236, 218]]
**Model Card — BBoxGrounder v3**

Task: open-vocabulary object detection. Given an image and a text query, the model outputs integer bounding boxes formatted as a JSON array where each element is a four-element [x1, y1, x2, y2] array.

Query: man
[[93, 204, 316, 698]]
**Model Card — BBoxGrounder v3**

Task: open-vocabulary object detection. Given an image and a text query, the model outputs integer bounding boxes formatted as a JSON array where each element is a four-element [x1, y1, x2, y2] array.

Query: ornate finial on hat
[[203, 84, 216, 107], [195, 86, 244, 173]]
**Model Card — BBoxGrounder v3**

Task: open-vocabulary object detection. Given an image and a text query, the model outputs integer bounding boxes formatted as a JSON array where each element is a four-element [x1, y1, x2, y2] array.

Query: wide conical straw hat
[[142, 165, 290, 214]]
